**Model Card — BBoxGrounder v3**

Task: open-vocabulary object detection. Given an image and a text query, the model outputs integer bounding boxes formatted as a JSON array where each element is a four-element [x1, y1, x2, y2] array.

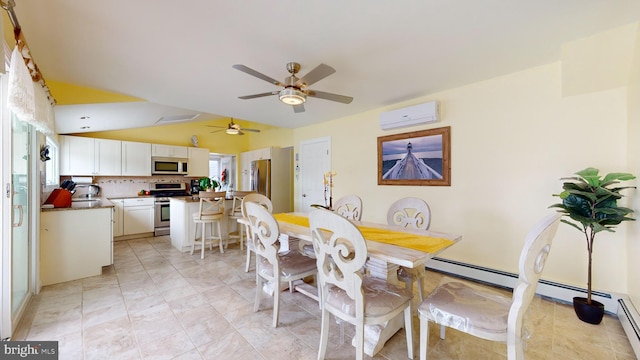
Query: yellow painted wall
[[293, 60, 631, 295]]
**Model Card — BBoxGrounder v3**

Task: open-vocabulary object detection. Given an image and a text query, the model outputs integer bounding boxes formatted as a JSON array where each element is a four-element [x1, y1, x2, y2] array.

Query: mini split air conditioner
[[379, 101, 439, 130]]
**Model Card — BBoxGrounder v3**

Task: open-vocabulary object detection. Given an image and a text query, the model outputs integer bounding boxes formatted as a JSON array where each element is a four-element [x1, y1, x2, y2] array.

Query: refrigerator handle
[[252, 166, 259, 192]]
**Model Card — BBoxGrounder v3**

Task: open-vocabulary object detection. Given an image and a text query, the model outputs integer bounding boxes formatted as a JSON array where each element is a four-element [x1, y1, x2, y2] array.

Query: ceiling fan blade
[[239, 127, 261, 133], [210, 129, 225, 133], [232, 64, 284, 87], [238, 91, 280, 100], [293, 104, 305, 113], [307, 89, 353, 104], [295, 63, 335, 87], [205, 125, 226, 129]]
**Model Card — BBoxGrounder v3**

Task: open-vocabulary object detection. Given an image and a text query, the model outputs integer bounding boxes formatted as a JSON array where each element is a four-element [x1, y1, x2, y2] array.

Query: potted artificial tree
[[550, 167, 636, 324]]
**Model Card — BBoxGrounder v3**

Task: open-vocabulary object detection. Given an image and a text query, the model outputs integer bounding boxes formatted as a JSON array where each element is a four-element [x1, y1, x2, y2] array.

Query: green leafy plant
[[198, 177, 220, 191], [550, 167, 636, 304]]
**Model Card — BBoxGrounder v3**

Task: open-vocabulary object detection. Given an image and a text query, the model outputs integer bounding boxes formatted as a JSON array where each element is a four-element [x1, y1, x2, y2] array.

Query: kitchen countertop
[[170, 195, 235, 203], [41, 198, 114, 212]]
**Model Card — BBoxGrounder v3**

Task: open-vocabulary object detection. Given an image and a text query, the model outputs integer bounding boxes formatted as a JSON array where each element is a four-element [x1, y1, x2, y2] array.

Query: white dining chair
[[191, 191, 226, 259], [309, 209, 414, 360], [245, 201, 318, 328], [418, 213, 561, 360], [241, 193, 273, 272], [386, 197, 431, 300], [332, 194, 363, 221]]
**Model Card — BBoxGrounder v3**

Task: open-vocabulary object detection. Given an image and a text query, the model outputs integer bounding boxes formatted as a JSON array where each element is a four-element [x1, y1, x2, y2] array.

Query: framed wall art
[[377, 126, 451, 186]]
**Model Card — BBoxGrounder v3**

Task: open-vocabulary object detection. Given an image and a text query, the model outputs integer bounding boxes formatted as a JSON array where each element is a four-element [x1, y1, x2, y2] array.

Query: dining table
[[272, 211, 462, 356]]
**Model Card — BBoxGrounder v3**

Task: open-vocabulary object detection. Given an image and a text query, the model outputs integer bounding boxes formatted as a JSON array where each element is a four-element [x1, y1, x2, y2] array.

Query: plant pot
[[573, 297, 605, 324]]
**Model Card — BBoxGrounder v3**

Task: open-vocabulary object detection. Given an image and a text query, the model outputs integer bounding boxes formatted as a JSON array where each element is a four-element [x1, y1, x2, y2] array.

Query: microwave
[[152, 157, 188, 175]]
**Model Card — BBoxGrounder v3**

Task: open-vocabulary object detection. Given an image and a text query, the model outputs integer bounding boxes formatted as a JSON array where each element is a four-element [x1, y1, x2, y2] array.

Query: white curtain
[[7, 46, 55, 136]]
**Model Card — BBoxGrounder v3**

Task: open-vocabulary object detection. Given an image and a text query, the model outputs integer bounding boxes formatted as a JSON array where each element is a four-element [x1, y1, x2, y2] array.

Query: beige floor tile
[[12, 238, 636, 360]]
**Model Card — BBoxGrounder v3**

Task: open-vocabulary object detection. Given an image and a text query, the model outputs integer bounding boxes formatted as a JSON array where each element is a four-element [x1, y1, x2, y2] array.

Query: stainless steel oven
[[150, 182, 188, 236], [154, 197, 171, 236]]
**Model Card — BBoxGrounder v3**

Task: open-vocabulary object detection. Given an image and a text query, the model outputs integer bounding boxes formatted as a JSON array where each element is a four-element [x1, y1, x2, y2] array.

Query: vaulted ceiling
[[12, 1, 640, 134]]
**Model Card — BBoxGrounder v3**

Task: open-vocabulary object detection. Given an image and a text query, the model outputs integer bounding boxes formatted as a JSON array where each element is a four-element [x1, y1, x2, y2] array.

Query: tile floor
[[13, 236, 637, 360]]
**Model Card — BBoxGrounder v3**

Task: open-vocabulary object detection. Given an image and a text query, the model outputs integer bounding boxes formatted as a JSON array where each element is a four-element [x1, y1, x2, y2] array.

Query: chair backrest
[[229, 191, 256, 217], [241, 193, 273, 218], [386, 197, 431, 230], [333, 194, 363, 221], [309, 209, 368, 309], [507, 213, 561, 356], [245, 201, 280, 274], [195, 191, 226, 219]]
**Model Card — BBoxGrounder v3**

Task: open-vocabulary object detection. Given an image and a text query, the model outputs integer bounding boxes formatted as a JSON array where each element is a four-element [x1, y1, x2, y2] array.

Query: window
[[43, 136, 58, 190]]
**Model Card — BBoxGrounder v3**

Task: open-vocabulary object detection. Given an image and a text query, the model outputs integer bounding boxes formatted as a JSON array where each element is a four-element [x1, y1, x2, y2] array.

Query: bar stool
[[227, 191, 255, 250], [192, 191, 226, 259]]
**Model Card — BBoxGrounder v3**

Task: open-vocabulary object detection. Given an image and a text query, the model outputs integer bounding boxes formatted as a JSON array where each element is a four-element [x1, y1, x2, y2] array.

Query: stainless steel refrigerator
[[250, 159, 271, 198]]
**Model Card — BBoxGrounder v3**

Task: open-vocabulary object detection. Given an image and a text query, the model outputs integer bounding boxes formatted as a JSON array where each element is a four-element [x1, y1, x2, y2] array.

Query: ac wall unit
[[379, 101, 439, 130]]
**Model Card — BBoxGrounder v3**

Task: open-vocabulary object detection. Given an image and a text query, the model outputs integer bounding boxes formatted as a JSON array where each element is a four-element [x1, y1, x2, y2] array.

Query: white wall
[[293, 29, 636, 296], [626, 25, 640, 308]]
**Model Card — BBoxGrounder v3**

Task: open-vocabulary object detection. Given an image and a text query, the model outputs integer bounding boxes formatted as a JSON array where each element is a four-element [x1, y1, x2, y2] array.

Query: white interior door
[[299, 137, 331, 211]]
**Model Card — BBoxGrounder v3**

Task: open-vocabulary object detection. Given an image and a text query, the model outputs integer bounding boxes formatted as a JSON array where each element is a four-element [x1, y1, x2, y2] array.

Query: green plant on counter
[[198, 177, 220, 191]]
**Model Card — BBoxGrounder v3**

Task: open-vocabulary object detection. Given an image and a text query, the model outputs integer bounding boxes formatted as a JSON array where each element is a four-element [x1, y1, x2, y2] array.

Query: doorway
[[299, 137, 331, 211]]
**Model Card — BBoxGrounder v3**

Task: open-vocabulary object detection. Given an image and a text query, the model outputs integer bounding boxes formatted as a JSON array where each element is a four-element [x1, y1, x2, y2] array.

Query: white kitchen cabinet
[[239, 147, 273, 191], [40, 207, 113, 285], [255, 147, 272, 160], [111, 199, 124, 237], [240, 151, 252, 191], [187, 147, 210, 178], [60, 135, 122, 176], [123, 197, 155, 235], [122, 141, 152, 176], [152, 144, 189, 158]]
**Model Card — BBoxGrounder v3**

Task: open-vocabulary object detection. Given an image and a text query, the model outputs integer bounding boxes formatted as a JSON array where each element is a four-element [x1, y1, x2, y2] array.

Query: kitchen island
[[169, 196, 235, 253], [40, 199, 114, 285]]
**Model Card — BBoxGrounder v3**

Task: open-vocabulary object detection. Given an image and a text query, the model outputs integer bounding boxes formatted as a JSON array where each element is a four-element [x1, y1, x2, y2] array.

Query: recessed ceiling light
[[80, 116, 90, 120], [80, 126, 90, 129]]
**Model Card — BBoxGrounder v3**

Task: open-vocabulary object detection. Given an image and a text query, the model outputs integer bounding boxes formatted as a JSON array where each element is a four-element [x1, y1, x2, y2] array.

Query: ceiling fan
[[233, 62, 353, 113], [206, 119, 260, 135]]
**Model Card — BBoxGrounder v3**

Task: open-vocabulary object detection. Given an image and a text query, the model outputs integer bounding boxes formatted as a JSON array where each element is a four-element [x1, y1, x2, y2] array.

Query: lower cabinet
[[40, 207, 113, 286], [123, 198, 155, 235], [112, 199, 124, 237]]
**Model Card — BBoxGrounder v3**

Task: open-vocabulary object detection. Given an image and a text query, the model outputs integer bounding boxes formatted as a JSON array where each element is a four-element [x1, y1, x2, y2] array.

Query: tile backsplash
[[61, 175, 195, 198]]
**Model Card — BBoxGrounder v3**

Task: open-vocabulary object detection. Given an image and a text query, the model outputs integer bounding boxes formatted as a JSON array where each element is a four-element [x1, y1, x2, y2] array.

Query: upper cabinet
[[187, 147, 209, 178], [151, 144, 188, 159], [60, 136, 205, 177], [122, 141, 152, 176], [60, 136, 122, 176]]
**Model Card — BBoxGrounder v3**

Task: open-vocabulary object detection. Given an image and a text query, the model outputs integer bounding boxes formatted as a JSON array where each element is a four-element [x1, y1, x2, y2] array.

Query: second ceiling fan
[[207, 119, 260, 135], [233, 62, 353, 113]]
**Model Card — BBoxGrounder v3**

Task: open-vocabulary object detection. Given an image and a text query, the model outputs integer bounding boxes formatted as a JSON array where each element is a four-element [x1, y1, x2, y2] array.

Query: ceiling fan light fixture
[[279, 88, 306, 105], [226, 128, 240, 135]]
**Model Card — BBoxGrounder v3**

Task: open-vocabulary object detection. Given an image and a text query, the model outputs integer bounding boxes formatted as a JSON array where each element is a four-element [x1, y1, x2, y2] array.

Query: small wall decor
[[40, 144, 51, 162], [377, 126, 450, 186]]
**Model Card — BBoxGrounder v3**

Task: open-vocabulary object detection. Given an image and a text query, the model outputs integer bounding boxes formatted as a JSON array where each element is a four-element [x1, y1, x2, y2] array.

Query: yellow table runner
[[273, 213, 455, 254]]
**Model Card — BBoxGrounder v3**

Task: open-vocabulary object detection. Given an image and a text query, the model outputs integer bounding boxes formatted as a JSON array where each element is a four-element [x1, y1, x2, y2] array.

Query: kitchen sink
[[71, 198, 101, 202]]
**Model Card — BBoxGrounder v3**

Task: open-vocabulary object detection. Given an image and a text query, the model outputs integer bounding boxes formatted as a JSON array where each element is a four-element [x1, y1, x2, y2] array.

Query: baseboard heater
[[426, 257, 639, 358], [426, 257, 618, 311], [618, 298, 640, 358]]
